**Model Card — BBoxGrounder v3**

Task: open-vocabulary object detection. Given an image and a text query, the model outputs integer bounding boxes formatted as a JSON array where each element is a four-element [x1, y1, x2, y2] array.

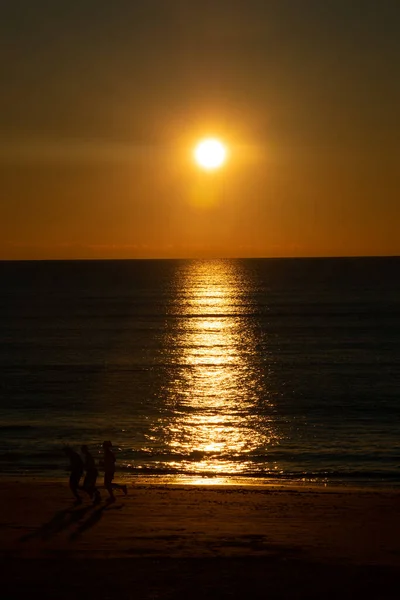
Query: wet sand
[[1, 480, 399, 598]]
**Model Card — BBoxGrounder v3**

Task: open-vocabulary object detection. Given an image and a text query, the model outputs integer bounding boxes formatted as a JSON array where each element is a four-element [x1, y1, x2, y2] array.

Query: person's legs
[[69, 472, 82, 503], [104, 472, 115, 501], [90, 471, 101, 503], [83, 472, 98, 498], [82, 473, 91, 496]]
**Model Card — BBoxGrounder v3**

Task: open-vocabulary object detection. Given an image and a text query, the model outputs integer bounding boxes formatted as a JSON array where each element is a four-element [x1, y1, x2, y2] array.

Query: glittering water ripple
[[1, 258, 399, 485]]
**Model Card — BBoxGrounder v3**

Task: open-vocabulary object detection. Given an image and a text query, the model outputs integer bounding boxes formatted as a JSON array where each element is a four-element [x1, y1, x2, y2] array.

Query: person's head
[[63, 445, 73, 457], [102, 440, 112, 450], [81, 444, 88, 454]]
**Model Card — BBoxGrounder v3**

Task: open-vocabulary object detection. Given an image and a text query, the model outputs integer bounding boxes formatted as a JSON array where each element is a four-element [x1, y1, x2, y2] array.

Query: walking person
[[81, 445, 101, 504], [63, 446, 84, 504], [102, 441, 127, 502]]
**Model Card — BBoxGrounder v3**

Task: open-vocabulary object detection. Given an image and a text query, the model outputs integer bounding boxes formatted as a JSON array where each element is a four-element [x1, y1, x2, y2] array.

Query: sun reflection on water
[[148, 260, 280, 479]]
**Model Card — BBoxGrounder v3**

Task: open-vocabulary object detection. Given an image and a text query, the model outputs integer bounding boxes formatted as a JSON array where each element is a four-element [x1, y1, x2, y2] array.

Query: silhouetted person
[[102, 440, 127, 502], [63, 446, 84, 504], [81, 445, 101, 504]]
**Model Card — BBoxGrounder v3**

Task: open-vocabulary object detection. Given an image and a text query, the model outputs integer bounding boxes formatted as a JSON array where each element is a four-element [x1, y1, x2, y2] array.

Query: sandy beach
[[1, 479, 399, 598]]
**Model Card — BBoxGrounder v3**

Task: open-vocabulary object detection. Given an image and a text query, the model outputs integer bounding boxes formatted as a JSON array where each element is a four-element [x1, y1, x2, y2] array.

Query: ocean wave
[[1, 454, 399, 485], [117, 466, 400, 483]]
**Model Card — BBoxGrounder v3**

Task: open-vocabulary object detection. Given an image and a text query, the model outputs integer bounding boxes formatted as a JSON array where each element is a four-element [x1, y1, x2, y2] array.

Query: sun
[[194, 138, 227, 170]]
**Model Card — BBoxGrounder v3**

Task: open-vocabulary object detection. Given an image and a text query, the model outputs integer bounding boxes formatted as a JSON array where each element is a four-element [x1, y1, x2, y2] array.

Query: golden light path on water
[[149, 260, 281, 483]]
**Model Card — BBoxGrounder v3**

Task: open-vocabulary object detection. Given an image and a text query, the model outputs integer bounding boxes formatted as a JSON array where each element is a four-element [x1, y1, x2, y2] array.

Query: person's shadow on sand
[[20, 504, 93, 542], [69, 501, 123, 541]]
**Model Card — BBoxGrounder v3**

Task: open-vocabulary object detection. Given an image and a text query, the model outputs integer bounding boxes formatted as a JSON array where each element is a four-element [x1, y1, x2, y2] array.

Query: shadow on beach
[[20, 505, 92, 542], [69, 501, 124, 540], [20, 500, 124, 543]]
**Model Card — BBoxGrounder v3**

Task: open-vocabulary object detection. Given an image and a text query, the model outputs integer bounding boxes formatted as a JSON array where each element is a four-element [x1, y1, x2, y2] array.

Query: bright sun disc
[[194, 138, 227, 170]]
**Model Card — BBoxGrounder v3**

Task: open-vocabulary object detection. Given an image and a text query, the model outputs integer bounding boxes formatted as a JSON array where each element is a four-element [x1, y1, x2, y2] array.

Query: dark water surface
[[0, 257, 399, 486]]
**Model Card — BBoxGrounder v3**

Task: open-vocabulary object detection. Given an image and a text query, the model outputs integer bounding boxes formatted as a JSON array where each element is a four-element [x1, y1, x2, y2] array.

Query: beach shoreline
[[2, 471, 399, 491]]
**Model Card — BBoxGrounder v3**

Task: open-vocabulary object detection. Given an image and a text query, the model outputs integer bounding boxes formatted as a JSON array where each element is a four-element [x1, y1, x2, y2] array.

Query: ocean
[[0, 257, 399, 487]]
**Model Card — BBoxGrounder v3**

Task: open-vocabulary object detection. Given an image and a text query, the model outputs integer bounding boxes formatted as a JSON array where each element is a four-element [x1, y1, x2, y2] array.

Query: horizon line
[[0, 254, 399, 263]]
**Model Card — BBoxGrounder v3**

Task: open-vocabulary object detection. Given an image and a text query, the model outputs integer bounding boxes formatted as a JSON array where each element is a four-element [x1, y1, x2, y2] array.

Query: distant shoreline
[[1, 472, 399, 493]]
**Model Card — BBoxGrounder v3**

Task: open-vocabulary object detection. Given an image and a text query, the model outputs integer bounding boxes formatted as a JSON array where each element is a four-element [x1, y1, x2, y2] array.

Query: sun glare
[[194, 138, 227, 170]]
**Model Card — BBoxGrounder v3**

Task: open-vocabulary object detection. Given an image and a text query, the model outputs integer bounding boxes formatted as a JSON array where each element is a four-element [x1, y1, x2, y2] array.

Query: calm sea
[[0, 258, 399, 486]]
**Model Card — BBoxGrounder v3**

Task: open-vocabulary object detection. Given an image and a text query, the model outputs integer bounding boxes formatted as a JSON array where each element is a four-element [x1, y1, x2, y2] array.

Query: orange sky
[[1, 1, 399, 260]]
